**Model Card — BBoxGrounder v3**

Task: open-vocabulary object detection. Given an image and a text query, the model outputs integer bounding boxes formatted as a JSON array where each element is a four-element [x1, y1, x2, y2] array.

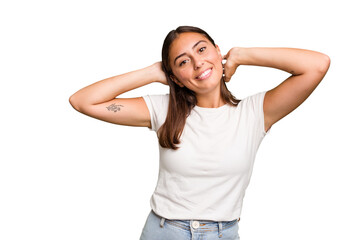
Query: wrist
[[149, 62, 167, 84], [232, 47, 249, 65], [136, 63, 158, 84]]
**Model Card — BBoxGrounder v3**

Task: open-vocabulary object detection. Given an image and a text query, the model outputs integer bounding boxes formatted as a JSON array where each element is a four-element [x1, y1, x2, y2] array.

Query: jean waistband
[[152, 210, 239, 235]]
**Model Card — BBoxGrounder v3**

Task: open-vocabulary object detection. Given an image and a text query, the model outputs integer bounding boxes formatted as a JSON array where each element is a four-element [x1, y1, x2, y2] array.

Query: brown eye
[[179, 59, 189, 66], [199, 47, 206, 53]]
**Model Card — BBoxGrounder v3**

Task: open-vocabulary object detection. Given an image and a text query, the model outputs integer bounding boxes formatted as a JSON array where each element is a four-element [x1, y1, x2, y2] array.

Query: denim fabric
[[140, 210, 240, 240]]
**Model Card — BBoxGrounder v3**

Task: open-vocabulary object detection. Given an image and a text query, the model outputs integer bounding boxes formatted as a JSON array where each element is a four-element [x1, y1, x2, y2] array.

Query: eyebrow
[[173, 40, 207, 65]]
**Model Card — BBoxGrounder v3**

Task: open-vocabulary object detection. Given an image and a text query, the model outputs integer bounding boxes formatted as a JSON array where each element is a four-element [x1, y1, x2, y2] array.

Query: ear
[[215, 44, 222, 57], [170, 75, 185, 87]]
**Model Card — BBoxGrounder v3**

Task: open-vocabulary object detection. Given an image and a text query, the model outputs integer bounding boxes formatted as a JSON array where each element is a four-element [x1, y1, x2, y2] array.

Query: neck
[[195, 91, 225, 108]]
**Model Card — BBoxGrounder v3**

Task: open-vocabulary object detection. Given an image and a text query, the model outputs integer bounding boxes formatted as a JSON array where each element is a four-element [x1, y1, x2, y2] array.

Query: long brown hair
[[158, 26, 240, 150]]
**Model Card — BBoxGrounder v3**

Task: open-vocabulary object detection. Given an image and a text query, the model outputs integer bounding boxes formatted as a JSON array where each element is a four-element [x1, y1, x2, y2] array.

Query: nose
[[193, 56, 204, 70]]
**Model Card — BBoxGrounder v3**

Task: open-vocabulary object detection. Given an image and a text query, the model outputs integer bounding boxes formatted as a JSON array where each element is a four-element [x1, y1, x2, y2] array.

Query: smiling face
[[168, 32, 223, 96]]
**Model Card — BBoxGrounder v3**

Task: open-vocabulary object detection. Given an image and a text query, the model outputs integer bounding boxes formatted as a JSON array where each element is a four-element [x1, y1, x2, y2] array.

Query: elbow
[[302, 54, 330, 87], [69, 94, 81, 112], [317, 53, 331, 75]]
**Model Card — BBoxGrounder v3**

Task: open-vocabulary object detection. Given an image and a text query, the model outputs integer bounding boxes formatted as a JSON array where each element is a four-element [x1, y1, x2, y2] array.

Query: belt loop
[[160, 217, 165, 228], [218, 221, 223, 238]]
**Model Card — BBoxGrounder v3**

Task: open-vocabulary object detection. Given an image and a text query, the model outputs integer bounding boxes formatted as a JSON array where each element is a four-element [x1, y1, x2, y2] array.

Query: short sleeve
[[242, 91, 270, 136], [142, 94, 169, 132]]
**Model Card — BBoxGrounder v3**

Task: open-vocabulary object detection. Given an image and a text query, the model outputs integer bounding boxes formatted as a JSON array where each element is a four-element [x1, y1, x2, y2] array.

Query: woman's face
[[169, 32, 223, 95]]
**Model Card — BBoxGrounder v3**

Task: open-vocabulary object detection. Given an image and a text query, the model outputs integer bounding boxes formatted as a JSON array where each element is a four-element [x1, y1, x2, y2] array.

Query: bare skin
[[168, 32, 225, 108], [69, 32, 330, 132], [69, 62, 166, 127], [223, 47, 331, 131]]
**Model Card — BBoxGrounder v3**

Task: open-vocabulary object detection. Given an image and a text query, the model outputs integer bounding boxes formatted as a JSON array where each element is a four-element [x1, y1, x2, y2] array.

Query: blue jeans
[[140, 210, 240, 240]]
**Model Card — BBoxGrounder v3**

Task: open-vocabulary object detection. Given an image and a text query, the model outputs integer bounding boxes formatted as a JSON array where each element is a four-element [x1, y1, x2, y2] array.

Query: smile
[[196, 68, 212, 80]]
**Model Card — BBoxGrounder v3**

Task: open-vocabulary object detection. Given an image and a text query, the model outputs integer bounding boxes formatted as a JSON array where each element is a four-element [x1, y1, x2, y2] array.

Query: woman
[[69, 26, 330, 240]]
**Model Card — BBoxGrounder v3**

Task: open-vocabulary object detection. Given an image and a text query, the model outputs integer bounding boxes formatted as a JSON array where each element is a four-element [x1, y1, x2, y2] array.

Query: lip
[[196, 68, 213, 80]]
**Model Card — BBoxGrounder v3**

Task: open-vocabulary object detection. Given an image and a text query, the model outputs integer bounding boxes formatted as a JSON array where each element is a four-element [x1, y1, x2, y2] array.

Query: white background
[[1, 0, 359, 239]]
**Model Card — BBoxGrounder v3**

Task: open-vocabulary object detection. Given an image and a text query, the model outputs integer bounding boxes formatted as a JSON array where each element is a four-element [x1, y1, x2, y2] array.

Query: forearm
[[235, 47, 330, 75], [69, 63, 160, 106]]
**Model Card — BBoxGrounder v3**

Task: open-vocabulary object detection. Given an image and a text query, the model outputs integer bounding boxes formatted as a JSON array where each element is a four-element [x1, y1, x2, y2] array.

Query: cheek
[[215, 53, 223, 65], [176, 68, 192, 81], [207, 51, 222, 66], [210, 54, 223, 75]]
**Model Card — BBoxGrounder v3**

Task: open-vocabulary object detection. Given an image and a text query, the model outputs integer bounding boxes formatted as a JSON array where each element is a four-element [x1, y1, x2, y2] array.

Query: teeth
[[198, 69, 211, 79]]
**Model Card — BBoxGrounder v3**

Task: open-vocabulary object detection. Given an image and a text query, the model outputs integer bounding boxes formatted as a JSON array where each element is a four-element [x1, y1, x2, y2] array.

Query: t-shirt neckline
[[193, 103, 230, 113]]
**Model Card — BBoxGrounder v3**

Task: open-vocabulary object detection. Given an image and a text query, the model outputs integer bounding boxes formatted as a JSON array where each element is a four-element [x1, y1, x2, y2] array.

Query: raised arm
[[69, 62, 167, 127], [223, 47, 331, 132]]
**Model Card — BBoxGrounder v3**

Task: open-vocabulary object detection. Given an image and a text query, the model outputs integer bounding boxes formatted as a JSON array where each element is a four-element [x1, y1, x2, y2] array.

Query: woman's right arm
[[69, 62, 167, 127]]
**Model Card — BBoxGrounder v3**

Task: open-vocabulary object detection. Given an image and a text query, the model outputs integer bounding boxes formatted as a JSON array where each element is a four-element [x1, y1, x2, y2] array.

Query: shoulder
[[238, 91, 267, 111], [143, 93, 169, 101], [142, 93, 169, 109], [142, 94, 169, 131], [239, 91, 268, 134]]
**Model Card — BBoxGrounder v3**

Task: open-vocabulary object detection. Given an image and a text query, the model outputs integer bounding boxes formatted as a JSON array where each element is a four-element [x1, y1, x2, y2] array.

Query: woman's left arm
[[223, 47, 331, 132]]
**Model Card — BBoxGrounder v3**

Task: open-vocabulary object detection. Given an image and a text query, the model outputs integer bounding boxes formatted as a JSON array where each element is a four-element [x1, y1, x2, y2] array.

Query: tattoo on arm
[[106, 103, 124, 113]]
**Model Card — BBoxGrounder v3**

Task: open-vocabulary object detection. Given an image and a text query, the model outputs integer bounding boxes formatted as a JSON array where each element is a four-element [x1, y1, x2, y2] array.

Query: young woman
[[69, 26, 330, 240]]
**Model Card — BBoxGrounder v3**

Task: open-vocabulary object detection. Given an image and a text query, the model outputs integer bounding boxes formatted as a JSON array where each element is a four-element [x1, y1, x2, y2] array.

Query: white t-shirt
[[142, 91, 268, 221]]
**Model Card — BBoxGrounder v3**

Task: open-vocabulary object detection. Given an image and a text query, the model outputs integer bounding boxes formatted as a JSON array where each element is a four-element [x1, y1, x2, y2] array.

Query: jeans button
[[192, 221, 200, 229]]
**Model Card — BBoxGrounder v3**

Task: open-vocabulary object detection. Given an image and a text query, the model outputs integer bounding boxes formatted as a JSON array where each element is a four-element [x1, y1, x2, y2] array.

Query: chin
[[194, 79, 223, 95]]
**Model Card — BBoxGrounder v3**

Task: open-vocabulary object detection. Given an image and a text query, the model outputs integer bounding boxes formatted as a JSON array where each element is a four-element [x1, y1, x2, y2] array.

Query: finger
[[223, 71, 230, 82], [224, 68, 236, 82], [222, 52, 229, 60]]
